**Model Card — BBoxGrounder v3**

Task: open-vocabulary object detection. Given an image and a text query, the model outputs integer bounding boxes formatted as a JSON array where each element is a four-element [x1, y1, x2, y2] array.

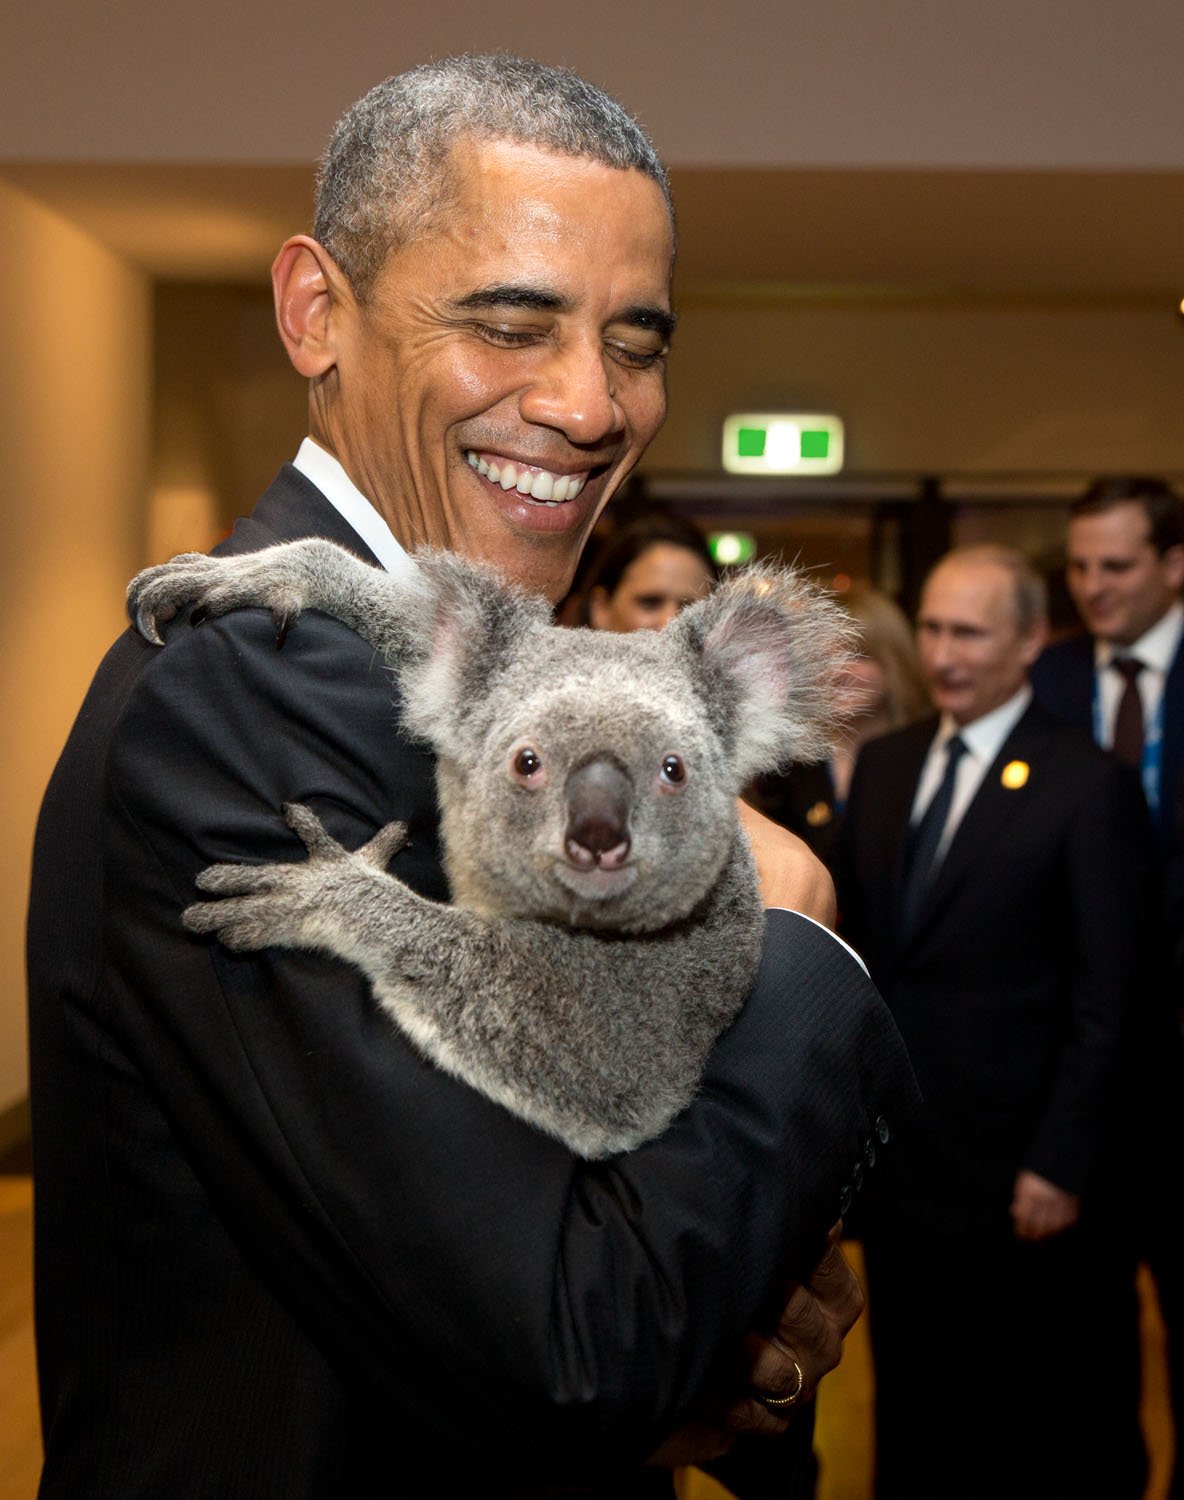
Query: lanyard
[[1091, 670, 1164, 818]]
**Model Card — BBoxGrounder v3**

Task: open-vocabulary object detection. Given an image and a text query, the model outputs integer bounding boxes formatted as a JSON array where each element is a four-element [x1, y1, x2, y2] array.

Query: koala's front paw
[[126, 548, 318, 648], [127, 554, 223, 644], [182, 806, 409, 954]]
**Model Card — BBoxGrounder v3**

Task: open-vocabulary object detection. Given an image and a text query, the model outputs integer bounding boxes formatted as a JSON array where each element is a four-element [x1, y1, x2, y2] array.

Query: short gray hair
[[930, 544, 1049, 634], [314, 54, 672, 300]]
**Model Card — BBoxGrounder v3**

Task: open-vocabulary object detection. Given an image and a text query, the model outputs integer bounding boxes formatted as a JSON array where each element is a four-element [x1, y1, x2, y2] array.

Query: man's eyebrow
[[618, 304, 677, 344], [450, 285, 676, 342], [452, 284, 568, 313]]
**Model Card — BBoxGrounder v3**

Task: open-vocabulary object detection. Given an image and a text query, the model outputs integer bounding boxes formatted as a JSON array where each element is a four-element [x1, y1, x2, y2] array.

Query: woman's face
[[589, 543, 715, 632]]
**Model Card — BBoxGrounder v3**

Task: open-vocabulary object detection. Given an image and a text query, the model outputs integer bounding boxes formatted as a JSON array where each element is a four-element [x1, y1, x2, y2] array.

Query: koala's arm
[[127, 538, 416, 659], [185, 803, 751, 1158]]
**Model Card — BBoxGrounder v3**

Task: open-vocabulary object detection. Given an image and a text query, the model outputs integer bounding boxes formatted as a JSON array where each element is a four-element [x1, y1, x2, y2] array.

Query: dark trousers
[[863, 1225, 1146, 1500]]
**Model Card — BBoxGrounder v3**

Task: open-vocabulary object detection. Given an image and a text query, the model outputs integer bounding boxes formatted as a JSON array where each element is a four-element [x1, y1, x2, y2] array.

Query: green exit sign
[[722, 413, 845, 475]]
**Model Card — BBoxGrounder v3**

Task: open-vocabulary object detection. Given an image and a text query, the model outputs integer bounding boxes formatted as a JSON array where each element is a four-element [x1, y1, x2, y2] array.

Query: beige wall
[[653, 295, 1184, 477], [0, 179, 151, 1112]]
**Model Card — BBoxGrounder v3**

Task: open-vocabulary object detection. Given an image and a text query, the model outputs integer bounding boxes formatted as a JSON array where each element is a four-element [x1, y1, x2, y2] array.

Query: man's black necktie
[[900, 733, 968, 935], [1111, 657, 1144, 769]]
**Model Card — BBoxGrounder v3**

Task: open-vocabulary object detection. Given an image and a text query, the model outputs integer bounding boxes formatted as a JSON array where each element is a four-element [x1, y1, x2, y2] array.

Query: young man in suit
[[25, 56, 917, 1500], [1031, 476, 1184, 850], [839, 545, 1155, 1500], [1031, 476, 1184, 1497]]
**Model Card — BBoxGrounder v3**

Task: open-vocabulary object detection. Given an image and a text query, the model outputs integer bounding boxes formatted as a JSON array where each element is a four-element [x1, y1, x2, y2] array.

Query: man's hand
[[1010, 1169, 1081, 1242], [646, 1224, 864, 1467], [738, 799, 837, 928], [724, 1221, 863, 1437]]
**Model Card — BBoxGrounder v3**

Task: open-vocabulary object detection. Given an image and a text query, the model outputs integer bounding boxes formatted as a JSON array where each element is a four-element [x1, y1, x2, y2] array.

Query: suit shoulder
[[854, 718, 936, 775]]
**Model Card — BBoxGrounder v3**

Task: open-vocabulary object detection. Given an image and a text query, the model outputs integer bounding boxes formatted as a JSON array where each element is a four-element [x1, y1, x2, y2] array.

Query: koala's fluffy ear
[[395, 550, 551, 758], [668, 564, 859, 783]]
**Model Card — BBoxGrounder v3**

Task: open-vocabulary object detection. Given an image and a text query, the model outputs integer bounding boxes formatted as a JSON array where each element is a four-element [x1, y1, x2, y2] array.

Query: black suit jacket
[[1031, 626, 1184, 853], [27, 467, 918, 1497], [838, 704, 1153, 1238]]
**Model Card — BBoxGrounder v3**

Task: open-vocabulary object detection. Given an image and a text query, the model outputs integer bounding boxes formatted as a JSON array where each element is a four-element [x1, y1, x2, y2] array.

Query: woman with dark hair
[[580, 511, 719, 632]]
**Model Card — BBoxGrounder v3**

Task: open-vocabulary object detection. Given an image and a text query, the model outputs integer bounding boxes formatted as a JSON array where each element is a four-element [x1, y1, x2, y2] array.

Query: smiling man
[[839, 544, 1156, 1500], [26, 56, 916, 1500]]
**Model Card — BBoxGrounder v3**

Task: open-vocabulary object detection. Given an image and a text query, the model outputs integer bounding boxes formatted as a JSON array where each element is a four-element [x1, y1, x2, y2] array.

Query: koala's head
[[395, 551, 856, 934]]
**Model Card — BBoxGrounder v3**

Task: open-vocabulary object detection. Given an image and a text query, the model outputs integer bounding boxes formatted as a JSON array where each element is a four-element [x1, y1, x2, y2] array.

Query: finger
[[805, 1237, 865, 1334], [746, 1332, 808, 1405], [282, 802, 342, 856], [360, 820, 409, 867], [723, 1395, 792, 1439], [194, 863, 275, 896], [183, 896, 254, 934]]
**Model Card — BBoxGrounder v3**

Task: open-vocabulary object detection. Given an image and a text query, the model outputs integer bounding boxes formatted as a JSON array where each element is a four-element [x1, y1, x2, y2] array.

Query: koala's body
[[129, 541, 854, 1158]]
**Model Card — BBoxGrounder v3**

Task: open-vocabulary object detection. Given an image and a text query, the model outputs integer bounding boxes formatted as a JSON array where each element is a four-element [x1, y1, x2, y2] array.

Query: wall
[[0, 179, 151, 1118], [652, 295, 1184, 478], [2, 0, 1182, 170]]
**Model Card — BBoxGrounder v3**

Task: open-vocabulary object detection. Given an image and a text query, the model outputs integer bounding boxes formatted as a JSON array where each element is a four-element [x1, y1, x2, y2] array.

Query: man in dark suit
[[1030, 475, 1184, 1497], [840, 544, 1155, 1500], [1031, 476, 1184, 852], [25, 56, 917, 1500]]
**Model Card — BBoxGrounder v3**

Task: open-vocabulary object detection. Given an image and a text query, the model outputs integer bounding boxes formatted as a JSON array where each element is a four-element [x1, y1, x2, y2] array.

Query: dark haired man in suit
[[840, 544, 1154, 1500], [26, 54, 916, 1500], [1031, 475, 1184, 1497]]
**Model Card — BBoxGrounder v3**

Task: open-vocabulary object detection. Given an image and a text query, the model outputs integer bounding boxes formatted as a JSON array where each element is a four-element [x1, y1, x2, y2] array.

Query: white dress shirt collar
[[938, 683, 1034, 768], [292, 437, 416, 578], [1093, 600, 1184, 676]]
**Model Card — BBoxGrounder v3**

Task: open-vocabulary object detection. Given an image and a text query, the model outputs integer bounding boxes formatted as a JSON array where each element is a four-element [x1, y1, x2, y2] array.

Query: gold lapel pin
[[806, 800, 833, 827], [1001, 760, 1030, 790]]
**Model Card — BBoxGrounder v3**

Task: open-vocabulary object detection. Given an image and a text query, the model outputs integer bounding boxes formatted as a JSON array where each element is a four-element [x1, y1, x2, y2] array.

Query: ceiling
[[3, 161, 1182, 308]]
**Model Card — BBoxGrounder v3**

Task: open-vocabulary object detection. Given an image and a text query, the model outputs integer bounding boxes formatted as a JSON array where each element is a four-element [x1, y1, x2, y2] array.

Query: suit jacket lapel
[[904, 705, 1047, 944], [217, 464, 385, 566]]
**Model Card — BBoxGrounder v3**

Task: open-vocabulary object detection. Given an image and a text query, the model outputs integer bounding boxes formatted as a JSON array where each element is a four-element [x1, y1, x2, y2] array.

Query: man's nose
[[519, 337, 623, 444]]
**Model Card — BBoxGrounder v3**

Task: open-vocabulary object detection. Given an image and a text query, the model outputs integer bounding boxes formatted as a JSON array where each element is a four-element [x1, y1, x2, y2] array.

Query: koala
[[128, 541, 854, 1158]]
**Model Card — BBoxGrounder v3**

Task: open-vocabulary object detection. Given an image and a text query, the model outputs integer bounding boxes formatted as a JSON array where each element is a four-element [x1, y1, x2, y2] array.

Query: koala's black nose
[[564, 759, 632, 870]]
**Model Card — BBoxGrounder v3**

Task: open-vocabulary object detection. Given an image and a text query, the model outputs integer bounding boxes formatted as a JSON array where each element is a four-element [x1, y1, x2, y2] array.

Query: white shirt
[[1092, 601, 1184, 748], [292, 437, 415, 579], [910, 685, 1033, 860]]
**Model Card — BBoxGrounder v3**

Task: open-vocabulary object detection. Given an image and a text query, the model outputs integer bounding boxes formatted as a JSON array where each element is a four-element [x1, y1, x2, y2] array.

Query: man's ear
[[271, 235, 350, 378], [1020, 614, 1050, 667]]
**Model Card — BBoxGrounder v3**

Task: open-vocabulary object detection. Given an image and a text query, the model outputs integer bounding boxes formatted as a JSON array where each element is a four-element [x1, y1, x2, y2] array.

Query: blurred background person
[[746, 585, 930, 870], [839, 544, 1155, 1500], [576, 508, 719, 631]]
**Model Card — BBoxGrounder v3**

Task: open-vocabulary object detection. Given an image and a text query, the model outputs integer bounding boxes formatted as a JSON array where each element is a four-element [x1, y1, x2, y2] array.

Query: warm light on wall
[[722, 413, 845, 476]]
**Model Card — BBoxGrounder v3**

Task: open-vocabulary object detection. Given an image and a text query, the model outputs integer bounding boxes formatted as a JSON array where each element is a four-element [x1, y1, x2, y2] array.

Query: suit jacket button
[[864, 1138, 877, 1168], [852, 1161, 864, 1191], [876, 1115, 891, 1144], [839, 1184, 854, 1216]]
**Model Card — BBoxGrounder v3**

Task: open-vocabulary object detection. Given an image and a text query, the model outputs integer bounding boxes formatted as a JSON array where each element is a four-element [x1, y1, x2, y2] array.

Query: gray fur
[[128, 542, 856, 1157]]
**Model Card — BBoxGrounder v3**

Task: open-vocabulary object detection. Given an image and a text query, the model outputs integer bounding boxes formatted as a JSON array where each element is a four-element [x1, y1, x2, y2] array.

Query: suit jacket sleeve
[[88, 605, 917, 1477]]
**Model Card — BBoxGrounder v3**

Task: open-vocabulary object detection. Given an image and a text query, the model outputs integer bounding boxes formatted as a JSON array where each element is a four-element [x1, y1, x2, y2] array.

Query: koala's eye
[[510, 746, 546, 787], [660, 755, 687, 787]]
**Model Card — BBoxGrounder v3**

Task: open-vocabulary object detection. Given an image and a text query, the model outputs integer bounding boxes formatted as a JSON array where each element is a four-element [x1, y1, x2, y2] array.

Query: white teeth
[[466, 451, 586, 504]]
